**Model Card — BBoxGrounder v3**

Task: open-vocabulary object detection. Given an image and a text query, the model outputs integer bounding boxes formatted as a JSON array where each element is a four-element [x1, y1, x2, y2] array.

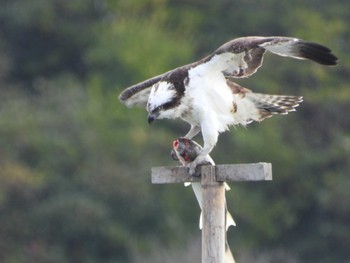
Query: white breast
[[183, 58, 260, 132], [185, 63, 236, 132]]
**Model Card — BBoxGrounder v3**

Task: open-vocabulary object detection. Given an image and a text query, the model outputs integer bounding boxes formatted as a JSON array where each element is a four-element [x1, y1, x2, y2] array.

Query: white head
[[146, 81, 181, 123]]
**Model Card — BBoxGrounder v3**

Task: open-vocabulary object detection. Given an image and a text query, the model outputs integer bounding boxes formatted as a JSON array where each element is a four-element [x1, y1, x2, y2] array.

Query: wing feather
[[295, 41, 339, 65], [118, 36, 338, 107], [242, 47, 266, 77], [211, 36, 338, 79], [260, 37, 338, 65], [118, 62, 198, 107], [118, 73, 164, 107]]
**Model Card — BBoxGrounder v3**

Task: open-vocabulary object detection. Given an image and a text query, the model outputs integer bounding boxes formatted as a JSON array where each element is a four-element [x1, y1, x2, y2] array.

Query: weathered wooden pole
[[152, 163, 272, 263], [201, 166, 226, 263]]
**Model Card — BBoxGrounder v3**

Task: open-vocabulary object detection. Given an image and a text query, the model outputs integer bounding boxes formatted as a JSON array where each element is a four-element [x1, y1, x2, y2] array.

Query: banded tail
[[246, 93, 303, 120]]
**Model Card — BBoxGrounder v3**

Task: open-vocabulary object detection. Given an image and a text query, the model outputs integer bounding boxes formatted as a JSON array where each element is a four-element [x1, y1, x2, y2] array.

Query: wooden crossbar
[[151, 162, 272, 263], [152, 163, 272, 184]]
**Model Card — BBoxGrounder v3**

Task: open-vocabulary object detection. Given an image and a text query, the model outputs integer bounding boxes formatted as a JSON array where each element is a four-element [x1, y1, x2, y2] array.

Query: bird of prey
[[118, 36, 338, 175]]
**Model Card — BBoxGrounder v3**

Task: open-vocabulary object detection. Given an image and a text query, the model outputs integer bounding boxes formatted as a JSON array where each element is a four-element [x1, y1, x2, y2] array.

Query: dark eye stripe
[[162, 102, 173, 109], [163, 98, 181, 110], [152, 98, 180, 113]]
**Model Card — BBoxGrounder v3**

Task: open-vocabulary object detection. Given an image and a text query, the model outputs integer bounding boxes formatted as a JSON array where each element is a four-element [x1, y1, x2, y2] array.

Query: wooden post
[[151, 163, 272, 263], [201, 166, 226, 263]]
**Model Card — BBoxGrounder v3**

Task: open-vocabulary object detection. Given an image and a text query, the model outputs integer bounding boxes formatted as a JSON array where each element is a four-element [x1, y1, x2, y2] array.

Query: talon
[[193, 167, 201, 177], [187, 157, 201, 176], [186, 162, 196, 176], [187, 154, 214, 176]]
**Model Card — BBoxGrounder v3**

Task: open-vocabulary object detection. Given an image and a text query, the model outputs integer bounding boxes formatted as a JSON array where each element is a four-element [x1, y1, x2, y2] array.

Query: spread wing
[[118, 73, 165, 107], [118, 36, 338, 107], [212, 36, 338, 78], [118, 62, 198, 107]]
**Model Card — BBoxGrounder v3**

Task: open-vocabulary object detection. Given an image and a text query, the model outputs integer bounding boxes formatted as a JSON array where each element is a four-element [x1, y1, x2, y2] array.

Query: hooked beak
[[147, 113, 158, 124]]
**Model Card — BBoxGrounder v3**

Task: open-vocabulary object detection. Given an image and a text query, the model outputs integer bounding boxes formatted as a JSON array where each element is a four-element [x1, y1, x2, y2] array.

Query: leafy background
[[0, 0, 349, 262]]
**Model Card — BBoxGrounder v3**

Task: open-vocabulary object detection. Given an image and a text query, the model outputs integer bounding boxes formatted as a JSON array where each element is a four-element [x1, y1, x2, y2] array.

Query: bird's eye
[[152, 106, 162, 114]]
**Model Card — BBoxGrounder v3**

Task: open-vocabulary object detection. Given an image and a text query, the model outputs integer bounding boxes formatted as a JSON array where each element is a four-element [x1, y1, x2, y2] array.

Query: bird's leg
[[187, 120, 218, 175], [184, 125, 201, 139], [187, 147, 214, 176]]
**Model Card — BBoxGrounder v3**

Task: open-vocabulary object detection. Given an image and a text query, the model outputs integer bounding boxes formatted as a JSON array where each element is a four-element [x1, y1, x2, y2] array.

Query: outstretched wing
[[118, 61, 198, 107], [213, 36, 338, 78], [118, 73, 165, 107], [118, 36, 338, 107]]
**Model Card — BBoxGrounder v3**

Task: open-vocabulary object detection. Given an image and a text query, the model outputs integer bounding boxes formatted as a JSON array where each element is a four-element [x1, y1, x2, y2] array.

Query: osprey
[[118, 36, 338, 175]]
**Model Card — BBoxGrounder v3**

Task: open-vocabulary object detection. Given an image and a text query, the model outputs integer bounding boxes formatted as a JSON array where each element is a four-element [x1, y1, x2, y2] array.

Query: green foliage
[[0, 0, 349, 262]]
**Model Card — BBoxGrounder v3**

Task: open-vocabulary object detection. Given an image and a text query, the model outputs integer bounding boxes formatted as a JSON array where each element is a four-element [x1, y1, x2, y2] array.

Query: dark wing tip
[[117, 73, 165, 107], [118, 88, 135, 103], [298, 41, 338, 66], [118, 91, 127, 103]]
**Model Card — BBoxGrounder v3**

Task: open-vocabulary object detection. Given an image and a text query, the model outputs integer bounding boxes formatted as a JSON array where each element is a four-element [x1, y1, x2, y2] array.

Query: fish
[[171, 137, 213, 174], [172, 137, 236, 263]]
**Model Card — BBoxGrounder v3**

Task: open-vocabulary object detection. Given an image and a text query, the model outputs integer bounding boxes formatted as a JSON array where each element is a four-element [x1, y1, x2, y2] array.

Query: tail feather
[[246, 93, 303, 120]]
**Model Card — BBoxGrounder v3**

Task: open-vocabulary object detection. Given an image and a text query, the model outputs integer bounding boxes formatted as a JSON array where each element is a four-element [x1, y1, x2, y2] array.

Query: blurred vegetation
[[0, 0, 349, 262]]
